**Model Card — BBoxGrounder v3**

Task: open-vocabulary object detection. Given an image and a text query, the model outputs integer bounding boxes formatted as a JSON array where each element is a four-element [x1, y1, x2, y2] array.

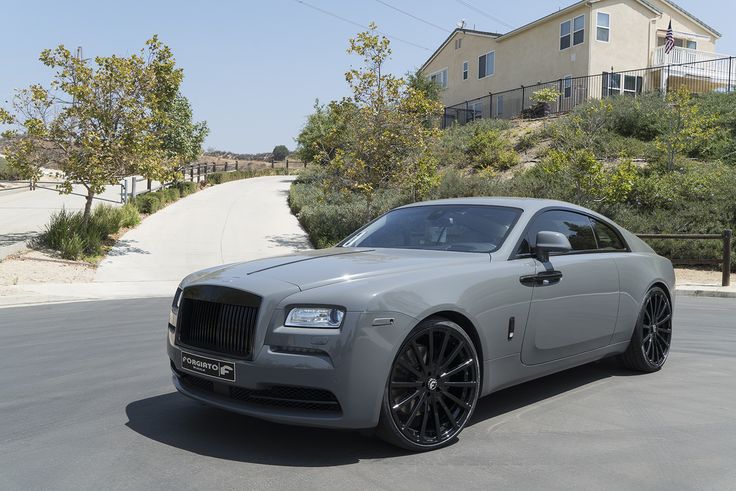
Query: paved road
[[95, 175, 310, 284], [1, 296, 734, 490]]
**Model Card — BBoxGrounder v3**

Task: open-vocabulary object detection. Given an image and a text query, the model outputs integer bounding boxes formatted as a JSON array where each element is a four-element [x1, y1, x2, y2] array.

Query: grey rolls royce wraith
[[167, 198, 675, 451]]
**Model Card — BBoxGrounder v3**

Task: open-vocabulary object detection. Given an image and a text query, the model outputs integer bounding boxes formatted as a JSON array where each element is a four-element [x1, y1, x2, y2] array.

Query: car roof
[[399, 197, 596, 216]]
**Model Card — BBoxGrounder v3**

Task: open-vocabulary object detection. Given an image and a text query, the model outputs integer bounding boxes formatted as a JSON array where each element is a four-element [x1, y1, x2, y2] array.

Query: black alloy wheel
[[621, 286, 673, 372], [377, 318, 480, 451]]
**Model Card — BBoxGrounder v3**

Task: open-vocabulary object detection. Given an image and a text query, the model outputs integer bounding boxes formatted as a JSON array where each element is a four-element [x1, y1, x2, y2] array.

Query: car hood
[[183, 247, 490, 291]]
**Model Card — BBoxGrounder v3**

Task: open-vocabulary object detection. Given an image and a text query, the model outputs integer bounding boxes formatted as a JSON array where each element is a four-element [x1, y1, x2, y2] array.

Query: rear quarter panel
[[612, 252, 676, 344]]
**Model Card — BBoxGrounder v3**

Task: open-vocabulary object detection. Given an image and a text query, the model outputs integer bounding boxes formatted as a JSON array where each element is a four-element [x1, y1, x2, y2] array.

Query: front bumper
[[168, 310, 416, 429]]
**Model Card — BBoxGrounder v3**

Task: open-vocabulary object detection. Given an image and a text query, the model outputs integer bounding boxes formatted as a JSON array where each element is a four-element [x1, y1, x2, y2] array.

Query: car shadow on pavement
[[124, 358, 636, 466], [469, 357, 638, 426], [125, 392, 405, 466]]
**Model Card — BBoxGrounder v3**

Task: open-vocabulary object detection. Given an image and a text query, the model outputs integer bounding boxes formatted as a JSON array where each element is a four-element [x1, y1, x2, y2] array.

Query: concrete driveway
[[0, 183, 123, 256], [95, 175, 310, 284], [0, 295, 734, 490]]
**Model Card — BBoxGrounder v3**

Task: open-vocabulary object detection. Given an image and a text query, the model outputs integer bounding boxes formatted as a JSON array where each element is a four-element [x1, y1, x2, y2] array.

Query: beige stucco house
[[420, 0, 729, 121]]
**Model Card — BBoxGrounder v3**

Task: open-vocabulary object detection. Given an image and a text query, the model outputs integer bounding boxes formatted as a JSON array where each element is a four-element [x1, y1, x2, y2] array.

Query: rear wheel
[[377, 318, 480, 451], [621, 286, 672, 372]]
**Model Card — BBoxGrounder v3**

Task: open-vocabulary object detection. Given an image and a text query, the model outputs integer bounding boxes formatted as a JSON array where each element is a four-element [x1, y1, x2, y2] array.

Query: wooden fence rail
[[636, 230, 732, 287]]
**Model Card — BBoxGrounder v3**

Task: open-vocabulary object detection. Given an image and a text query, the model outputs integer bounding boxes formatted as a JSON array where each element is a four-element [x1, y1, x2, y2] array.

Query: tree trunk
[[84, 191, 94, 219]]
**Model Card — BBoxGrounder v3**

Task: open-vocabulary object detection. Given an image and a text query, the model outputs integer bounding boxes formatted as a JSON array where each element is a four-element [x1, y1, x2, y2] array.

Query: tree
[[325, 24, 443, 216], [294, 100, 351, 165], [272, 145, 289, 161], [655, 87, 718, 171], [159, 94, 209, 172], [0, 36, 188, 218], [406, 69, 441, 102]]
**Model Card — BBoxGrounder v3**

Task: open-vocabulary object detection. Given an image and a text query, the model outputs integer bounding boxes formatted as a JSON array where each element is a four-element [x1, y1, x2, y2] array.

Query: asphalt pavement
[[1, 295, 735, 490]]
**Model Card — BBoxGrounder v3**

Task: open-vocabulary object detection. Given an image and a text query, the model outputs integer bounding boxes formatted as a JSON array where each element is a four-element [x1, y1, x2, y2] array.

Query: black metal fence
[[443, 56, 736, 127]]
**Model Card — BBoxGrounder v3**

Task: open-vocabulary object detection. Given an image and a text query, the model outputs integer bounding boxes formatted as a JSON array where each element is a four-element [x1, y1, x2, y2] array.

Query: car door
[[519, 210, 620, 365]]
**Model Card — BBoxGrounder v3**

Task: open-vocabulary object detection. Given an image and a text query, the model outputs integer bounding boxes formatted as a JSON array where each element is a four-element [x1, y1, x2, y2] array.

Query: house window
[[596, 12, 610, 42], [687, 40, 697, 50], [607, 73, 621, 95], [429, 68, 448, 89], [623, 75, 642, 96], [603, 73, 642, 97], [478, 51, 495, 78], [463, 61, 469, 80], [563, 76, 573, 98], [496, 95, 504, 117], [560, 20, 571, 50], [573, 15, 585, 45], [455, 38, 462, 49]]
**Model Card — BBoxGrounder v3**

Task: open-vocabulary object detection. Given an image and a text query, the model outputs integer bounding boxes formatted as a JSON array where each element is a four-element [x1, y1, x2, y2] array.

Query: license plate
[[181, 351, 236, 381]]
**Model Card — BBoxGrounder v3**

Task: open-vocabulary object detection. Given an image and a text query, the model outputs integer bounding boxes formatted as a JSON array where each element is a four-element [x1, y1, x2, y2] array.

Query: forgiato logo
[[182, 355, 219, 371], [181, 351, 236, 381]]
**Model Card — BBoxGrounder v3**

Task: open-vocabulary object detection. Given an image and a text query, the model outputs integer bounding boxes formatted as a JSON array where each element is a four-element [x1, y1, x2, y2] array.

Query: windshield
[[340, 205, 522, 253]]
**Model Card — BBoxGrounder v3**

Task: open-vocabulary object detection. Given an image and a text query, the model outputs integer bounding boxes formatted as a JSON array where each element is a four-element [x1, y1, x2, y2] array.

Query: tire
[[376, 317, 481, 451], [621, 286, 673, 372]]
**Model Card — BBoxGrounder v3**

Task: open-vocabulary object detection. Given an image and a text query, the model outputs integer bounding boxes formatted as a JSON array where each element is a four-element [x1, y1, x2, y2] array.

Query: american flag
[[664, 20, 675, 54]]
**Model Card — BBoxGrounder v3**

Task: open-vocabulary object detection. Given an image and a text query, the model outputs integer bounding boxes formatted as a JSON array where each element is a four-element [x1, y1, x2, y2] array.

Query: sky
[[1, 0, 734, 154]]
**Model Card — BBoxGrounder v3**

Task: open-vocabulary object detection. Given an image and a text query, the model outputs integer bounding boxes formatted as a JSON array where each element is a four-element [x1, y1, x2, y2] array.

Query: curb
[[675, 287, 736, 299], [0, 241, 29, 262]]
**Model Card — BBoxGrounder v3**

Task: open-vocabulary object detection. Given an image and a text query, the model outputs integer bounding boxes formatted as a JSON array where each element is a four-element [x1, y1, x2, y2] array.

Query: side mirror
[[534, 231, 572, 262]]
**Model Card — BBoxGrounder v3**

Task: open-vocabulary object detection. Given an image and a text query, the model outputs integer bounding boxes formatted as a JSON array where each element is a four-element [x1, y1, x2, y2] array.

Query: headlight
[[285, 307, 345, 328]]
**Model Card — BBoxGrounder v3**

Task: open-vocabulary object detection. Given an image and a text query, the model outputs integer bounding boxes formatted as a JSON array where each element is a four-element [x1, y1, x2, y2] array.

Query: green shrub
[[691, 92, 736, 164], [607, 93, 667, 141], [206, 172, 225, 185], [515, 130, 541, 153], [60, 234, 85, 260], [430, 168, 500, 199], [205, 167, 287, 186], [432, 118, 512, 167], [36, 203, 141, 260], [289, 169, 409, 248], [160, 187, 180, 203], [133, 193, 161, 214], [0, 155, 22, 180], [175, 181, 197, 196], [91, 204, 124, 237], [466, 127, 520, 171], [38, 208, 84, 252], [119, 203, 141, 228]]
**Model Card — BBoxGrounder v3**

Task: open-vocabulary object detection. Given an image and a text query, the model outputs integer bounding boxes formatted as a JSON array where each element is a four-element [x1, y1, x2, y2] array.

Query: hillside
[[290, 90, 736, 269]]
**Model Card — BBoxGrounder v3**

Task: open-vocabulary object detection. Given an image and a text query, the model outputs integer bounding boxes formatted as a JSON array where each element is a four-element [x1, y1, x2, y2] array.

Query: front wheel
[[621, 286, 673, 372], [376, 317, 480, 451]]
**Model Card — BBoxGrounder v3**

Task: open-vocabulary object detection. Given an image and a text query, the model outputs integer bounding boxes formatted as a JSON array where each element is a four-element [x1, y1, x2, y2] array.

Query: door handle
[[519, 270, 563, 286]]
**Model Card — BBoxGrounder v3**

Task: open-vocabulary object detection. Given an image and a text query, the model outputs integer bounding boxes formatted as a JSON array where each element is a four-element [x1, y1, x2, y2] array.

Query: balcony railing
[[651, 46, 732, 66]]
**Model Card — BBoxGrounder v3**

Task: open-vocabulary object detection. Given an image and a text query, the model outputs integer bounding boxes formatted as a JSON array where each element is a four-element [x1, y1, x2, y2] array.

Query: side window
[[591, 219, 626, 251], [520, 210, 597, 254]]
